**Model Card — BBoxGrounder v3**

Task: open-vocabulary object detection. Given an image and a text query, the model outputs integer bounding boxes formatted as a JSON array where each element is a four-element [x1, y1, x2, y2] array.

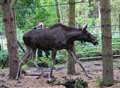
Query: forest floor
[[0, 59, 120, 88]]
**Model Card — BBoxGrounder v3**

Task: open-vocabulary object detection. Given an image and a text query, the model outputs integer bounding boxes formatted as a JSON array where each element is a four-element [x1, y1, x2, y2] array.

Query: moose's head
[[78, 25, 98, 45]]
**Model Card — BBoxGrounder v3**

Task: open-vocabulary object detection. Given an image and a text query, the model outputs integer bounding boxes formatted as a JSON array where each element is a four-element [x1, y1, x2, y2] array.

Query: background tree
[[100, 0, 113, 86], [55, 0, 63, 23], [67, 0, 76, 74], [1, 0, 18, 79]]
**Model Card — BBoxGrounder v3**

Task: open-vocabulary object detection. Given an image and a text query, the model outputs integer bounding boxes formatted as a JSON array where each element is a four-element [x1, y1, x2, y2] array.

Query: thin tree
[[55, 0, 63, 23], [67, 0, 76, 74], [1, 0, 19, 79], [100, 0, 113, 86]]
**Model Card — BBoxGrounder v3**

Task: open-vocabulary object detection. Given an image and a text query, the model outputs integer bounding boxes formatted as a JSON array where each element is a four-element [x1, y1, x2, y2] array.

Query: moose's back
[[23, 27, 68, 50]]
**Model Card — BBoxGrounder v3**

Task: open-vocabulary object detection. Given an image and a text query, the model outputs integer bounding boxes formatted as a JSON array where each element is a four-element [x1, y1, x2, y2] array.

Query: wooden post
[[67, 0, 76, 74], [100, 0, 113, 86], [1, 0, 19, 79]]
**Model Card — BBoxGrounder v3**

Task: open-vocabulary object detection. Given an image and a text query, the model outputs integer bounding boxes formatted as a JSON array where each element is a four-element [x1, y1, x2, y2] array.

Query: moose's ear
[[82, 24, 87, 32]]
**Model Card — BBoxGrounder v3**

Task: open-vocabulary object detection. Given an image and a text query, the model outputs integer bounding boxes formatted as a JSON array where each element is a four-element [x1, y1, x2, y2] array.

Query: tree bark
[[67, 0, 76, 75], [100, 0, 113, 86], [1, 0, 19, 79]]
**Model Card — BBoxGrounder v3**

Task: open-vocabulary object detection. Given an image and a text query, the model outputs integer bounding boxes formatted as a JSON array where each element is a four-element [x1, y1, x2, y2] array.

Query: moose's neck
[[67, 31, 82, 43], [67, 31, 82, 38]]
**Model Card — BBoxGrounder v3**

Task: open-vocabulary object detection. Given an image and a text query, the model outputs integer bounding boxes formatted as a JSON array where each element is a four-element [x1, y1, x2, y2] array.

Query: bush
[[75, 79, 88, 88], [36, 56, 51, 67], [56, 50, 67, 64], [0, 50, 8, 69]]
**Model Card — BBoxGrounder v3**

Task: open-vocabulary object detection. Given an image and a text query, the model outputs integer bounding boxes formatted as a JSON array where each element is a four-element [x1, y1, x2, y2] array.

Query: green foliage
[[75, 41, 101, 58], [37, 56, 51, 67], [76, 16, 84, 26], [56, 50, 67, 64], [75, 0, 99, 27], [74, 37, 120, 58], [12, 0, 58, 32], [111, 0, 120, 25], [95, 76, 103, 86], [56, 57, 67, 64], [0, 13, 4, 33], [22, 64, 29, 71], [0, 50, 8, 60], [11, 0, 103, 31], [75, 79, 88, 88], [0, 50, 8, 69]]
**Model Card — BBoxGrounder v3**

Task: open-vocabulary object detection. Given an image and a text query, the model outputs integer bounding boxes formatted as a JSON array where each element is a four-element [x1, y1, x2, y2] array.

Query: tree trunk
[[1, 0, 19, 79], [119, 14, 120, 36], [100, 0, 113, 86], [67, 0, 76, 75], [55, 0, 63, 23]]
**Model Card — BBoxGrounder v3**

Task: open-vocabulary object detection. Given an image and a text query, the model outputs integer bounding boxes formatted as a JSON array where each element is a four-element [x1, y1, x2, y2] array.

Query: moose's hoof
[[16, 75, 19, 80], [47, 77, 56, 84]]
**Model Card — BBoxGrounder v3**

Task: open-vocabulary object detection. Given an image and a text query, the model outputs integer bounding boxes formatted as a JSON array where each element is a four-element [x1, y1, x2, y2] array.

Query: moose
[[16, 23, 98, 80]]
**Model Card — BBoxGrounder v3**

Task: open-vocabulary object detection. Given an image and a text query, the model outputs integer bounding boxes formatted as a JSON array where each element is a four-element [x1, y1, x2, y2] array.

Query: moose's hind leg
[[16, 48, 31, 80], [30, 49, 40, 68]]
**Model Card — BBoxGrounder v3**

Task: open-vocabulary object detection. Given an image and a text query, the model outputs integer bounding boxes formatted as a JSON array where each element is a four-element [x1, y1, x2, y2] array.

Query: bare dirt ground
[[0, 59, 120, 88]]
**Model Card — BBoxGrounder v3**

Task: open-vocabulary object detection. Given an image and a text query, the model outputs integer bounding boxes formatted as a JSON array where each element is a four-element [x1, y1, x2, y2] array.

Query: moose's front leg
[[16, 48, 31, 80], [67, 49, 91, 79]]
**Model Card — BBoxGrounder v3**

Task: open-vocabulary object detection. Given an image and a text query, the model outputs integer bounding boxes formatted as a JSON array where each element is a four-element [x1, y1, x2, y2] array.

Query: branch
[[17, 40, 25, 53]]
